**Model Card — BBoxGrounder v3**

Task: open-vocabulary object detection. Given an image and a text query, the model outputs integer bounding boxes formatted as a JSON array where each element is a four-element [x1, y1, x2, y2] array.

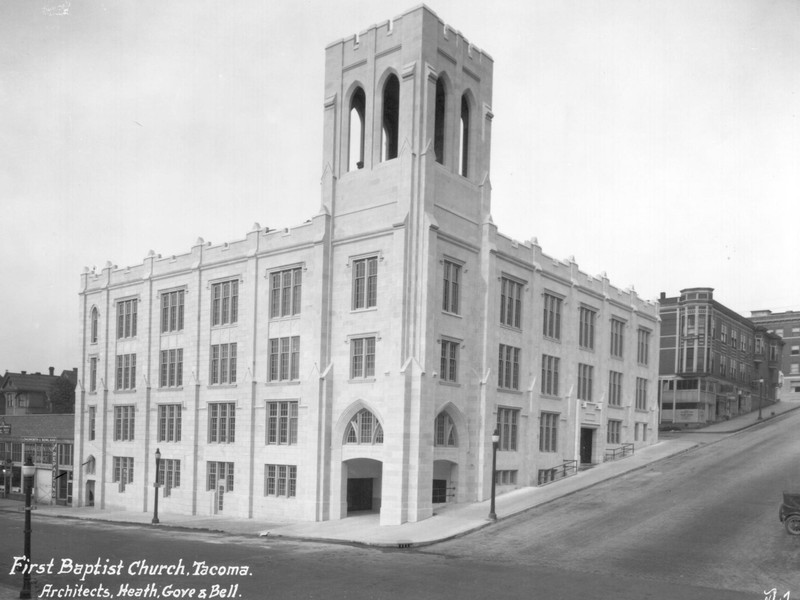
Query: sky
[[0, 0, 798, 374]]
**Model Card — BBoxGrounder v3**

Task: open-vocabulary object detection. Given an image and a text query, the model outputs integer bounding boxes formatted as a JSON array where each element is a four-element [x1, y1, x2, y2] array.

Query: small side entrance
[[347, 478, 373, 512], [580, 428, 594, 464], [85, 480, 95, 507]]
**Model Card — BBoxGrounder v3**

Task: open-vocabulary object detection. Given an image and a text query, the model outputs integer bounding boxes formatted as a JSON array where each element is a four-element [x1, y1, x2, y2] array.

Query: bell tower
[[320, 5, 494, 232]]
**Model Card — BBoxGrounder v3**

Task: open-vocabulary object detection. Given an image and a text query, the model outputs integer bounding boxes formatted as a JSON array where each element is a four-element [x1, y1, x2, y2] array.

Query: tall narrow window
[[211, 280, 238, 326], [500, 277, 523, 328], [381, 74, 399, 162], [349, 88, 366, 171], [89, 357, 98, 393], [541, 355, 560, 396], [90, 307, 99, 344], [577, 363, 593, 401], [440, 339, 459, 383], [610, 319, 625, 358], [270, 267, 302, 318], [352, 256, 378, 309], [116, 299, 137, 339], [434, 77, 446, 164], [459, 95, 470, 177], [543, 293, 562, 340], [442, 260, 461, 314], [161, 290, 185, 333], [579, 307, 596, 350]]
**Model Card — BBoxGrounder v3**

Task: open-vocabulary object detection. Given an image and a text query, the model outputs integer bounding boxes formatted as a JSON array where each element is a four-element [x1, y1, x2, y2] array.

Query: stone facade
[[73, 6, 660, 525]]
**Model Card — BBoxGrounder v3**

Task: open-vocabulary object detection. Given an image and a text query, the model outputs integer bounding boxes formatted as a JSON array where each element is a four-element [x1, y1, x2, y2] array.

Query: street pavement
[[1, 401, 798, 550]]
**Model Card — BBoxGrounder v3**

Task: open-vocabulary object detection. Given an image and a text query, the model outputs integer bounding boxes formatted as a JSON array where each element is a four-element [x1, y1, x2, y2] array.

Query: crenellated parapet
[[79, 217, 324, 294], [491, 230, 660, 321]]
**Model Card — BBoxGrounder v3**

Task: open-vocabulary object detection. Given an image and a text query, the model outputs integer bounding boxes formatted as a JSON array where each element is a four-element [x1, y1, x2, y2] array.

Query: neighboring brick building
[[0, 368, 77, 504], [750, 310, 800, 402], [74, 6, 660, 525], [658, 288, 782, 425]]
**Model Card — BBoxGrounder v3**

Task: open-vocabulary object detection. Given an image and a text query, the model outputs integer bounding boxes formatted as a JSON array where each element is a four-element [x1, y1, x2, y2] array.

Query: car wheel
[[784, 515, 800, 535]]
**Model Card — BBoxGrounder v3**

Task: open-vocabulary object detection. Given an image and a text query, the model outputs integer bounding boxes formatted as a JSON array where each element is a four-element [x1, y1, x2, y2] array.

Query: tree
[[50, 376, 75, 413]]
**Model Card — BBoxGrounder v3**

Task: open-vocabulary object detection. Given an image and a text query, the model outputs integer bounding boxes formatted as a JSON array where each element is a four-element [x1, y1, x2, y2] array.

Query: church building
[[74, 6, 660, 526]]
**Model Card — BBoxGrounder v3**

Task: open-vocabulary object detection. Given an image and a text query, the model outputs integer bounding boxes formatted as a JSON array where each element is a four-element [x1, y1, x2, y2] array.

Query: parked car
[[779, 492, 800, 535]]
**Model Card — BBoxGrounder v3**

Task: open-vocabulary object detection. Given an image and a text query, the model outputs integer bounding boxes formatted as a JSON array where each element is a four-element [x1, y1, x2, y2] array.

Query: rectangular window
[[577, 363, 594, 401], [57, 444, 73, 467], [495, 470, 518, 485], [161, 290, 185, 333], [350, 336, 376, 379], [500, 277, 523, 328], [116, 298, 138, 339], [210, 343, 237, 385], [113, 456, 134, 484], [539, 412, 558, 452], [267, 401, 298, 445], [352, 256, 378, 310], [637, 329, 650, 365], [115, 354, 137, 390], [113, 405, 135, 441], [159, 349, 184, 388], [635, 377, 648, 410], [211, 280, 239, 326], [208, 403, 236, 443], [498, 344, 520, 390], [792, 346, 800, 356], [497, 408, 519, 450], [497, 407, 519, 451], [440, 339, 459, 383], [89, 357, 98, 393], [264, 464, 297, 498], [608, 371, 623, 406], [543, 293, 562, 340], [443, 261, 461, 314], [270, 267, 302, 318], [721, 324, 728, 344], [157, 459, 181, 497], [607, 419, 622, 444], [579, 307, 596, 350], [268, 337, 300, 381], [158, 404, 182, 443], [88, 406, 96, 441], [207, 461, 234, 492], [610, 319, 625, 358], [541, 355, 560, 396]]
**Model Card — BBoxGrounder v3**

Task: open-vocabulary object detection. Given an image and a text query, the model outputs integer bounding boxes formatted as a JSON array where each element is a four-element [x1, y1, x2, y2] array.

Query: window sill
[[499, 323, 522, 333], [351, 306, 378, 314], [438, 380, 461, 388], [264, 380, 300, 386], [540, 393, 561, 400], [497, 388, 522, 395], [269, 315, 301, 322], [207, 384, 238, 390], [113, 389, 137, 394], [157, 386, 184, 392], [348, 378, 376, 384], [442, 311, 462, 318]]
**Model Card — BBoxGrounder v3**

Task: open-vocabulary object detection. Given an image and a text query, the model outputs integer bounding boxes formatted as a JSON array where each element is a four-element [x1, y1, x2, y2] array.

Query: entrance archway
[[432, 460, 457, 504], [343, 458, 382, 513]]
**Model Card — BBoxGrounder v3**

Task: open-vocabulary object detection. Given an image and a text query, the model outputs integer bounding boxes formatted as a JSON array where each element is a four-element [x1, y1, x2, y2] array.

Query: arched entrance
[[432, 460, 457, 504], [343, 458, 382, 513]]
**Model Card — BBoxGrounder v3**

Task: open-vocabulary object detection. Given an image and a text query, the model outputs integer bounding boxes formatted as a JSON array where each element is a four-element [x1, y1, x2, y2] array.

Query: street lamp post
[[19, 455, 35, 600], [152, 448, 161, 525], [489, 428, 499, 521]]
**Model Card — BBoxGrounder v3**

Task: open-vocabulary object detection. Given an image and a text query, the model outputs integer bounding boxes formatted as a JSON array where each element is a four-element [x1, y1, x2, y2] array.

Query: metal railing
[[604, 443, 635, 462], [537, 460, 578, 485]]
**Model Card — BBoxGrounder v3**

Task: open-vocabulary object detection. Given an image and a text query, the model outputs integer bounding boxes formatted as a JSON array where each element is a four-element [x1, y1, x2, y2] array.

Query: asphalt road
[[1, 413, 798, 600]]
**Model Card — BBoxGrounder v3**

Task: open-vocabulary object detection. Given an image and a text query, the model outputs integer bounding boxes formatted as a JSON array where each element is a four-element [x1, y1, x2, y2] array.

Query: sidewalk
[[2, 401, 798, 550]]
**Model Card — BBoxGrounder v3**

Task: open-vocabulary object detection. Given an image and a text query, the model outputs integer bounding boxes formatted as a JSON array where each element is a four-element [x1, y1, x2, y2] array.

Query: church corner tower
[[318, 5, 496, 525]]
